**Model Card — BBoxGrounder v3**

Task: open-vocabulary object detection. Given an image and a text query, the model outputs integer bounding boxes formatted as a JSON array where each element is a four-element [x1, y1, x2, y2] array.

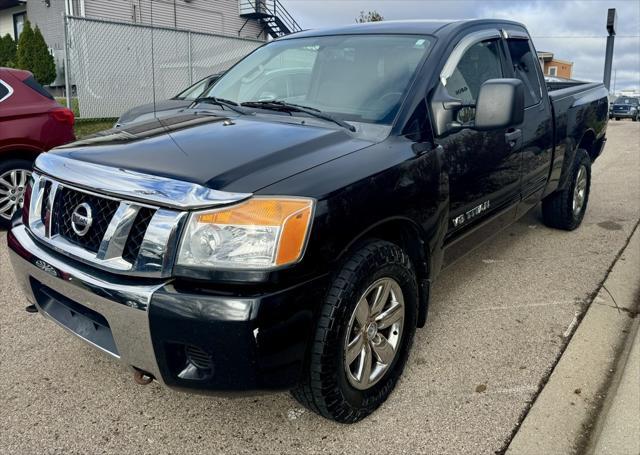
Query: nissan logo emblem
[[71, 202, 93, 236]]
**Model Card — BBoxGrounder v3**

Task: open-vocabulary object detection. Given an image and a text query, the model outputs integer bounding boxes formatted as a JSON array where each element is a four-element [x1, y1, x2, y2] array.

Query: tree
[[30, 26, 56, 85], [0, 34, 17, 67], [356, 10, 384, 23], [15, 22, 56, 85], [15, 20, 34, 70]]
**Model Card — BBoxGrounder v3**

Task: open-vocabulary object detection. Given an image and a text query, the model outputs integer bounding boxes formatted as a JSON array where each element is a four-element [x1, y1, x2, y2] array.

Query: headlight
[[176, 197, 314, 270]]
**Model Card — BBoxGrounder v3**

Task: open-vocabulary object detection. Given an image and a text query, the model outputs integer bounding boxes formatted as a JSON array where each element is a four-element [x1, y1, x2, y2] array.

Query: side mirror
[[474, 79, 525, 131]]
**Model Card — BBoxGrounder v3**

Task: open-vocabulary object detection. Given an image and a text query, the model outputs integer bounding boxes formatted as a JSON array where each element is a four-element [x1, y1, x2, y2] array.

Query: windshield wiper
[[191, 96, 247, 115], [240, 100, 356, 132]]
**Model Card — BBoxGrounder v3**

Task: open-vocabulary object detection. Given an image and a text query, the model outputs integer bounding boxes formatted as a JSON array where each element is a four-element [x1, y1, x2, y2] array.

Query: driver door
[[434, 36, 522, 261]]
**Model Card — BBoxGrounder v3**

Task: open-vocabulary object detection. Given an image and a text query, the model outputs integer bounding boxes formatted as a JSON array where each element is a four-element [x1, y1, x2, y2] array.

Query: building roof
[[537, 51, 573, 65], [0, 0, 25, 10], [538, 51, 554, 61], [549, 58, 573, 65]]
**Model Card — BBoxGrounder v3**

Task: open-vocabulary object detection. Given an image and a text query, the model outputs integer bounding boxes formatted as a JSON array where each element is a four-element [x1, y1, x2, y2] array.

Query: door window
[[445, 39, 503, 104], [508, 39, 543, 107]]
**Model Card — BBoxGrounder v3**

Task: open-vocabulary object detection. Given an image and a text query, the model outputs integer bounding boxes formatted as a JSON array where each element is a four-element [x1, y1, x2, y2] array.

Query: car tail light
[[50, 108, 75, 126]]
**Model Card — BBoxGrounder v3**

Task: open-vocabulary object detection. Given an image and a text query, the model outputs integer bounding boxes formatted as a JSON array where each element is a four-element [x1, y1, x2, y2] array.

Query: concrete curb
[[506, 225, 640, 455], [586, 316, 640, 454]]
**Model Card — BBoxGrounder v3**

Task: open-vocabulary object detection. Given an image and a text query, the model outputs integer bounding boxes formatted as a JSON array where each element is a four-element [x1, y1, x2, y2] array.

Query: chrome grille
[[26, 173, 186, 278], [55, 187, 120, 253], [122, 207, 155, 263], [40, 181, 51, 223]]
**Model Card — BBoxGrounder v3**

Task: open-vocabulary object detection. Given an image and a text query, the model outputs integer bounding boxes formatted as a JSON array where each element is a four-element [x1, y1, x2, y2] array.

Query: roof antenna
[[151, 0, 157, 118]]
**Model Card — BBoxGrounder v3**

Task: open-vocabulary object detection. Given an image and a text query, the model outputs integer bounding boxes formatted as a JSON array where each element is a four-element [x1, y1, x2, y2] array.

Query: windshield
[[203, 34, 434, 125], [614, 97, 639, 105], [175, 76, 219, 100]]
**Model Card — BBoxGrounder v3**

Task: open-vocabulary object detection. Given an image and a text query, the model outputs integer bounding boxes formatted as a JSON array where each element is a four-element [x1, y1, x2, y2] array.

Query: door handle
[[505, 129, 522, 148]]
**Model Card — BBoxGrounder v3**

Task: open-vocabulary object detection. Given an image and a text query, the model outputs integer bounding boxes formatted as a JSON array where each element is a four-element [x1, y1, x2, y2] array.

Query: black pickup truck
[[8, 19, 608, 423]]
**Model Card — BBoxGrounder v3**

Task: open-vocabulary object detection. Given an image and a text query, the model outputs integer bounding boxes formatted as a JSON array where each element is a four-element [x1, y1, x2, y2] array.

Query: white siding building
[[1, 0, 300, 86]]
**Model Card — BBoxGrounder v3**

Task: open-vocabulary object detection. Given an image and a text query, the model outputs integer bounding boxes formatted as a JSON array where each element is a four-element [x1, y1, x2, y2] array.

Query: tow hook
[[133, 369, 154, 385]]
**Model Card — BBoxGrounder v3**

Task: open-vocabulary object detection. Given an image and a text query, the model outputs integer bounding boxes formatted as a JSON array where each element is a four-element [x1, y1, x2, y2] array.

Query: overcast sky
[[280, 0, 640, 91]]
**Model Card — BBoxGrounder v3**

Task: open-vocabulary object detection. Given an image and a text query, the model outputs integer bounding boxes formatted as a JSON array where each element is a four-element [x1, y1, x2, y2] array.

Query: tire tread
[[292, 240, 416, 423]]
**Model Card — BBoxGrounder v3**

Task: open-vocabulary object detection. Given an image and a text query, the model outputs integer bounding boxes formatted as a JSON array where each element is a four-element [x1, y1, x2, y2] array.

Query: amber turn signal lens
[[196, 197, 314, 266]]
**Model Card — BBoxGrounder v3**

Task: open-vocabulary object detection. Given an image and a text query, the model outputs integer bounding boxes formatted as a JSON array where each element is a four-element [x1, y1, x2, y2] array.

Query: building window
[[13, 12, 26, 39], [548, 66, 557, 76]]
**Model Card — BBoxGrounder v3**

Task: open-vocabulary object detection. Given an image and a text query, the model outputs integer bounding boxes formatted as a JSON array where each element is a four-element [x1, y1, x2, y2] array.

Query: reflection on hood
[[62, 113, 229, 148]]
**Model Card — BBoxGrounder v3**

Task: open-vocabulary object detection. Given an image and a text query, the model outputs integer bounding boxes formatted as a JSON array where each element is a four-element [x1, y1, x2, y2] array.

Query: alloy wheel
[[572, 165, 588, 216], [344, 277, 405, 390], [0, 169, 31, 221]]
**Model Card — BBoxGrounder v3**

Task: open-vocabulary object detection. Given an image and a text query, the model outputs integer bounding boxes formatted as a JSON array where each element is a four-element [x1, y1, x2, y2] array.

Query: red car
[[0, 68, 75, 228]]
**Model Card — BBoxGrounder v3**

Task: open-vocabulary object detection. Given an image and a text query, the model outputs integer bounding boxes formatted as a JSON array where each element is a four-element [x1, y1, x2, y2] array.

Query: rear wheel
[[542, 149, 591, 231], [0, 159, 33, 229], [292, 240, 418, 423]]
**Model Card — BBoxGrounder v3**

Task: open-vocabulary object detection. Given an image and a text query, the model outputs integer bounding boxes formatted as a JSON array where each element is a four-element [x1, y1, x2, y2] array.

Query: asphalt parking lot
[[1, 121, 638, 455]]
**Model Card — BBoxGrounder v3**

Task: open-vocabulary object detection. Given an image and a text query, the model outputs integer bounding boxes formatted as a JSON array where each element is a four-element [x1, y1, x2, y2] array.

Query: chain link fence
[[64, 16, 263, 119]]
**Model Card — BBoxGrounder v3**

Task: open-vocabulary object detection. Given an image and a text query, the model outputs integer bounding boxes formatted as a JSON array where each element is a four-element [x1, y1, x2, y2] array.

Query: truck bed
[[548, 82, 606, 100]]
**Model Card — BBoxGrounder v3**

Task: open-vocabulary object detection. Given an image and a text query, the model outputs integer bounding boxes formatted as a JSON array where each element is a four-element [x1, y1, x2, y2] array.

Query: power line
[[532, 35, 639, 38]]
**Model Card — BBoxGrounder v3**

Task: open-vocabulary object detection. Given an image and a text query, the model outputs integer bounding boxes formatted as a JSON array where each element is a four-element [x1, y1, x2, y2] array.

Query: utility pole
[[603, 8, 616, 91]]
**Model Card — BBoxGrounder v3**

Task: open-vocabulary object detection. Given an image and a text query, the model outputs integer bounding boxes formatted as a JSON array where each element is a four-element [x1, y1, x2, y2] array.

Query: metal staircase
[[239, 0, 302, 39]]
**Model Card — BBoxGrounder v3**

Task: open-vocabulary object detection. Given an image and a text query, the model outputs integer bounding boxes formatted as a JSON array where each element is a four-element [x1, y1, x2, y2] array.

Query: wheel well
[[343, 219, 431, 328], [0, 149, 41, 164], [578, 130, 597, 161]]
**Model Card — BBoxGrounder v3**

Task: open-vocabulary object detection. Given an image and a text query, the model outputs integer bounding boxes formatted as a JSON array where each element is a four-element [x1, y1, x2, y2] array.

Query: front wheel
[[542, 149, 591, 231], [292, 240, 418, 423], [0, 159, 33, 229]]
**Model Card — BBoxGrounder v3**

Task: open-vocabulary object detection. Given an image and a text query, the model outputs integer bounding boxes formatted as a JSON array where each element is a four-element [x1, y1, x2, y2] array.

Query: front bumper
[[8, 225, 327, 392], [611, 110, 636, 118]]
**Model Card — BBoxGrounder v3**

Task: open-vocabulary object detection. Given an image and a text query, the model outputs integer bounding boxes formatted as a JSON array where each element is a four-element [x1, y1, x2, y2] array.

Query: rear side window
[[22, 76, 54, 100], [0, 79, 11, 102], [507, 39, 543, 107]]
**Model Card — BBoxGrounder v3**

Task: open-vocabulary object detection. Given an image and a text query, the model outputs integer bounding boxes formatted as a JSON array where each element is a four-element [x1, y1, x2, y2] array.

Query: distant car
[[0, 68, 75, 228], [610, 96, 639, 121], [115, 73, 223, 127]]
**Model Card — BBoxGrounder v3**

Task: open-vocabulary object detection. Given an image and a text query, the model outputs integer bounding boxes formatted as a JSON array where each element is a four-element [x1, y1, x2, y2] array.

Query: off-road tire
[[291, 240, 418, 423], [542, 149, 591, 231]]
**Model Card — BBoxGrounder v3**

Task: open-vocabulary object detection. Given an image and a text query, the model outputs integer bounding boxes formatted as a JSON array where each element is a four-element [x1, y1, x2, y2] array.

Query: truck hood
[[116, 99, 192, 126], [52, 112, 374, 193]]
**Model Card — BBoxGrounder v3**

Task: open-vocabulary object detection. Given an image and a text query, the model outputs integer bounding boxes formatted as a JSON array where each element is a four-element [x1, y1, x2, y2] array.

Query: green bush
[[0, 34, 16, 67], [15, 21, 56, 85]]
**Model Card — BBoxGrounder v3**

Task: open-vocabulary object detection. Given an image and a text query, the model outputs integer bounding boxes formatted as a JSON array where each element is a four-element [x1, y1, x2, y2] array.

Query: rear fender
[[556, 129, 594, 191]]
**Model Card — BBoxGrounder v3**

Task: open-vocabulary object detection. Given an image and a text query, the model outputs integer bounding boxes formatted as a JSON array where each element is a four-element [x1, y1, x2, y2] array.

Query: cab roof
[[279, 19, 527, 40]]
